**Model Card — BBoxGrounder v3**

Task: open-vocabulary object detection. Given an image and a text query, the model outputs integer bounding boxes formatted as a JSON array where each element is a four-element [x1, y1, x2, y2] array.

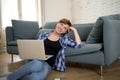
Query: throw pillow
[[86, 14, 120, 44], [12, 20, 39, 40], [86, 18, 104, 43]]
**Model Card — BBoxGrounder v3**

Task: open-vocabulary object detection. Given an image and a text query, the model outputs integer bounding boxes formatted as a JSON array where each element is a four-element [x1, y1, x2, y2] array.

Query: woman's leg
[[7, 60, 44, 80], [20, 62, 51, 80]]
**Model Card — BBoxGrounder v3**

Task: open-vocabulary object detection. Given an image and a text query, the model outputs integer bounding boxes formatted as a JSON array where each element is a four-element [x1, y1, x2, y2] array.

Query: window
[[1, 0, 42, 29], [21, 0, 37, 21], [1, 0, 18, 29], [0, 0, 42, 52]]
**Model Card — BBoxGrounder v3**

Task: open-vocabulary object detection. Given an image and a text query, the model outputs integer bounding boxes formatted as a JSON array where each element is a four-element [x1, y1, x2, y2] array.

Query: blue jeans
[[7, 60, 51, 80]]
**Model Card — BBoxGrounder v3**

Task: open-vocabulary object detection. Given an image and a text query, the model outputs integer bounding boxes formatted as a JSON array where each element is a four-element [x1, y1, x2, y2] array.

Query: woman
[[7, 18, 82, 80]]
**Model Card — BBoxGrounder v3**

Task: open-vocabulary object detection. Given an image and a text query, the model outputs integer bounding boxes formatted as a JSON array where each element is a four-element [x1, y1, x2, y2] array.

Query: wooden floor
[[0, 53, 120, 80]]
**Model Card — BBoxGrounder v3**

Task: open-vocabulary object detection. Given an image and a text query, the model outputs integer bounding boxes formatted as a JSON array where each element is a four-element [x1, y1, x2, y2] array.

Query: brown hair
[[58, 18, 72, 27], [58, 18, 72, 34]]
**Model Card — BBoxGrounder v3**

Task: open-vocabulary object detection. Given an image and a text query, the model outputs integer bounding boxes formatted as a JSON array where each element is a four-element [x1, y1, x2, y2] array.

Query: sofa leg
[[100, 66, 103, 80], [100, 66, 103, 76], [11, 54, 13, 63]]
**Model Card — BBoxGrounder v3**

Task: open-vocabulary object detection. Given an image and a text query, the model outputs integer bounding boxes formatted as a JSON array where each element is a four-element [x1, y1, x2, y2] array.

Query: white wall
[[44, 0, 120, 24], [71, 0, 120, 24], [44, 0, 72, 23]]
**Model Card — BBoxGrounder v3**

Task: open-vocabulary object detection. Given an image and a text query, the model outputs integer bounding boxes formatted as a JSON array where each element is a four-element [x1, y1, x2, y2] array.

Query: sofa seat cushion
[[7, 41, 17, 46], [65, 43, 102, 56]]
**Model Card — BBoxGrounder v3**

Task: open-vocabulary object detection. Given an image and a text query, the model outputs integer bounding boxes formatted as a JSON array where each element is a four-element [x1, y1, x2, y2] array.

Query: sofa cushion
[[86, 18, 104, 43], [43, 22, 58, 29], [12, 20, 39, 40], [86, 14, 120, 43], [68, 23, 94, 41], [34, 29, 53, 39], [33, 27, 42, 39], [7, 41, 17, 46], [65, 43, 102, 56]]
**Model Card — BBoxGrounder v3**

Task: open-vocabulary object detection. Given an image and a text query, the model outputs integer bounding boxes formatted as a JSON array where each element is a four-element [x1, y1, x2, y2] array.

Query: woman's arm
[[69, 27, 81, 44]]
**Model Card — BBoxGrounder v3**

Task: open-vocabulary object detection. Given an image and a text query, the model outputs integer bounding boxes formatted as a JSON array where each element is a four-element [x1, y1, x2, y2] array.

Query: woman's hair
[[58, 18, 72, 34], [58, 18, 72, 27]]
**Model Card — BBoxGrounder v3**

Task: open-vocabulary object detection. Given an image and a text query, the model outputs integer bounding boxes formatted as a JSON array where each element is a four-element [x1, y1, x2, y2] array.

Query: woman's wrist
[[70, 27, 77, 32], [72, 28, 78, 34]]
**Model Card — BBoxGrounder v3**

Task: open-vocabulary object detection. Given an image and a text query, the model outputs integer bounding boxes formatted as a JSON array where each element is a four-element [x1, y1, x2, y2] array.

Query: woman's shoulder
[[38, 30, 52, 39], [60, 34, 70, 41]]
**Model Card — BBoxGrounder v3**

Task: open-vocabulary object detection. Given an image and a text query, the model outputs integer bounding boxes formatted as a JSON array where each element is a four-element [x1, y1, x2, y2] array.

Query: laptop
[[17, 40, 53, 60]]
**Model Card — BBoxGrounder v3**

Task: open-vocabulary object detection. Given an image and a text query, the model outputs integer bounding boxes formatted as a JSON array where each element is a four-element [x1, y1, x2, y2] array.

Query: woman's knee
[[29, 60, 44, 71]]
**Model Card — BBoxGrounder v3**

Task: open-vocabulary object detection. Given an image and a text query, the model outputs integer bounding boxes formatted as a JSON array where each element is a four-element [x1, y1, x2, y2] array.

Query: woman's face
[[55, 23, 70, 34]]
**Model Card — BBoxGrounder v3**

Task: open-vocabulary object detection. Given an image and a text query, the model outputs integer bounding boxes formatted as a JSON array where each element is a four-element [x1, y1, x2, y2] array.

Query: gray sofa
[[6, 14, 120, 76]]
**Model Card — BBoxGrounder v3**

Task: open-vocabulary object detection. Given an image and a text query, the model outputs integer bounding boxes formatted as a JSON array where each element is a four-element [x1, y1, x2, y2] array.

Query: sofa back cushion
[[43, 22, 58, 29], [67, 23, 94, 41], [12, 20, 39, 40], [42, 22, 94, 41]]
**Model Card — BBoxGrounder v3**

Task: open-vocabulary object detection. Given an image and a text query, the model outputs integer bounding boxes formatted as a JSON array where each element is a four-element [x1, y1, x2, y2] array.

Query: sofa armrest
[[103, 20, 120, 65], [6, 26, 15, 43]]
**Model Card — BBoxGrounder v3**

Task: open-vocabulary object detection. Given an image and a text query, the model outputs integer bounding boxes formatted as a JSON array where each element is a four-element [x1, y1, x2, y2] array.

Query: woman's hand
[[69, 27, 77, 32], [69, 26, 81, 44]]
